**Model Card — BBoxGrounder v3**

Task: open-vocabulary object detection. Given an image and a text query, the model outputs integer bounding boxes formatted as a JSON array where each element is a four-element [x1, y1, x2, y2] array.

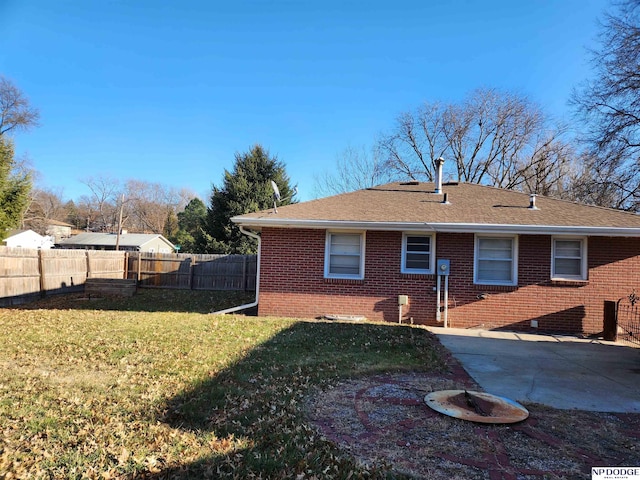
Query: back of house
[[232, 181, 640, 335]]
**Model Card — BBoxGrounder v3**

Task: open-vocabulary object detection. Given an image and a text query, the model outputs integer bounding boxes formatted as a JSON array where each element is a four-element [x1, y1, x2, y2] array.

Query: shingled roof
[[57, 233, 174, 248], [232, 182, 640, 236]]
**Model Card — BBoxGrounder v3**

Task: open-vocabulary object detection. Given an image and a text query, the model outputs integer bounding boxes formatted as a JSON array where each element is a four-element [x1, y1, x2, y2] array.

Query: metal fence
[[616, 292, 640, 347]]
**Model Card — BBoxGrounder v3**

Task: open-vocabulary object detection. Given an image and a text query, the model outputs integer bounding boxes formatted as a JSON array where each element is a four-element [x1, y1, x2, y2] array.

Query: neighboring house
[[3, 230, 54, 249], [56, 232, 176, 253], [46, 220, 74, 242], [232, 175, 640, 335]]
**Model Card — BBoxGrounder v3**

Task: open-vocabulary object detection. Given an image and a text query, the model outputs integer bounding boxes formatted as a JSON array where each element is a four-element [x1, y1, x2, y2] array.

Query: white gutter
[[211, 226, 261, 315], [231, 217, 640, 237]]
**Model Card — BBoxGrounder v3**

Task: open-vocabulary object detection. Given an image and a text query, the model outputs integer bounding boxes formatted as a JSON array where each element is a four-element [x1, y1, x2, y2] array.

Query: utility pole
[[115, 194, 124, 251]]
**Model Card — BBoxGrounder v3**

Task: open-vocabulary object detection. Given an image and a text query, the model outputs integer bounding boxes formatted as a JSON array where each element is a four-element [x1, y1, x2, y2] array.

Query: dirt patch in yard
[[305, 356, 640, 479]]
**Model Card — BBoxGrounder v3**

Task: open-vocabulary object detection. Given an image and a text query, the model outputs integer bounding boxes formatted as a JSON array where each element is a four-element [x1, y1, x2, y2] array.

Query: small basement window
[[325, 231, 365, 279], [552, 237, 587, 281], [401, 233, 435, 274]]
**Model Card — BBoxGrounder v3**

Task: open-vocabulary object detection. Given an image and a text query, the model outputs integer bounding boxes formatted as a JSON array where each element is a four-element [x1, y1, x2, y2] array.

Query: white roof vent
[[434, 157, 445, 194]]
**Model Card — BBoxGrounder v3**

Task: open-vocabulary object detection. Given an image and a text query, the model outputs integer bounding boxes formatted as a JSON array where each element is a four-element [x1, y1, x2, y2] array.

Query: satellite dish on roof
[[270, 180, 281, 201], [270, 181, 298, 213]]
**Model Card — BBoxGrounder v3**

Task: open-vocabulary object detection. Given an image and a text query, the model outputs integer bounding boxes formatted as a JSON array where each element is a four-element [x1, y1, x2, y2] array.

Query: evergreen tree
[[204, 145, 295, 254], [167, 197, 207, 253], [163, 210, 179, 243], [64, 200, 83, 230], [0, 138, 31, 240], [179, 198, 206, 233]]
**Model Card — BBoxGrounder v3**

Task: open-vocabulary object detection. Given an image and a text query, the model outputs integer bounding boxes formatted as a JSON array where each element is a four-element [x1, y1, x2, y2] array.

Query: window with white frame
[[552, 237, 587, 280], [401, 233, 435, 274], [325, 232, 365, 279], [474, 235, 518, 285]]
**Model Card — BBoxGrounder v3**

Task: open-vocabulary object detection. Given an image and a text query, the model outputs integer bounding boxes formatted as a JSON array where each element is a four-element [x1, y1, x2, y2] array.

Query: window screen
[[403, 235, 432, 273], [476, 237, 515, 284], [327, 233, 363, 277], [553, 239, 585, 279]]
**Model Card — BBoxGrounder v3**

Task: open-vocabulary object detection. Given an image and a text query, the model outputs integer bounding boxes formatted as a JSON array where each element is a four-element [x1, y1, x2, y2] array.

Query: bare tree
[[78, 176, 196, 234], [378, 88, 577, 194], [571, 1, 640, 210], [377, 104, 449, 182], [175, 187, 196, 212], [519, 135, 580, 198], [0, 76, 40, 137], [313, 145, 400, 197], [80, 175, 120, 232], [72, 196, 97, 232], [22, 187, 67, 234], [124, 180, 179, 233]]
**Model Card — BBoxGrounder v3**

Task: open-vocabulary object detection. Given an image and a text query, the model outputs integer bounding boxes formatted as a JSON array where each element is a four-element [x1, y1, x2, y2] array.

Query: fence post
[[86, 251, 92, 279], [38, 250, 46, 297], [124, 252, 129, 280], [137, 253, 142, 282], [603, 300, 618, 342]]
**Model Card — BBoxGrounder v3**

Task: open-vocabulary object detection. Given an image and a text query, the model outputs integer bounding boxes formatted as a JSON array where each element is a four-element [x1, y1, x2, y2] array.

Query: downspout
[[211, 225, 261, 315]]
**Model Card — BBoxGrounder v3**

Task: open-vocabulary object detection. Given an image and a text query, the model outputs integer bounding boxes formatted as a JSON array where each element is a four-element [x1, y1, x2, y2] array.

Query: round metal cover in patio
[[425, 390, 529, 424]]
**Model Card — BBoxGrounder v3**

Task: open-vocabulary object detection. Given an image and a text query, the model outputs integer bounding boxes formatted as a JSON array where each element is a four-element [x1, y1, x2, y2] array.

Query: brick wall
[[257, 228, 640, 334]]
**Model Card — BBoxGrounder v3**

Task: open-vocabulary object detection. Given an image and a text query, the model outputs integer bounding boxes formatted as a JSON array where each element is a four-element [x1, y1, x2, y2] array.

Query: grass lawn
[[0, 289, 446, 479]]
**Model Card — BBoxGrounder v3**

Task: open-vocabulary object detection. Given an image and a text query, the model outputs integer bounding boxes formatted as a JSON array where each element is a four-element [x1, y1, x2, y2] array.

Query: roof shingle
[[233, 182, 640, 235]]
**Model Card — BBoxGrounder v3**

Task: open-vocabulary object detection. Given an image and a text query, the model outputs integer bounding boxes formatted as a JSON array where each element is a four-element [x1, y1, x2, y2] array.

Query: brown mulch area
[[305, 352, 640, 480]]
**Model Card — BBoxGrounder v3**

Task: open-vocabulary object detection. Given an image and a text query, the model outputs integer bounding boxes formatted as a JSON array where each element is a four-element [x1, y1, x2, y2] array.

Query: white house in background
[[3, 230, 55, 249]]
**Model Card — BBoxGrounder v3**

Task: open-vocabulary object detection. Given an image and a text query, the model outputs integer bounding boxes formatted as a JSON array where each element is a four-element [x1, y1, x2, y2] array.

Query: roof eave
[[231, 217, 640, 237]]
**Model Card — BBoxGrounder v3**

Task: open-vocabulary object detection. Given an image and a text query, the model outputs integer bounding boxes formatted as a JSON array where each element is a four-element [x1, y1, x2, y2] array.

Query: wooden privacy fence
[[0, 247, 125, 306], [0, 247, 257, 305], [126, 252, 257, 291]]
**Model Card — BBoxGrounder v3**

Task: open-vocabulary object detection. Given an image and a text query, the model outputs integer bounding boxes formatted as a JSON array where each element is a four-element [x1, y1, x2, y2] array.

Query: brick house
[[231, 179, 640, 334]]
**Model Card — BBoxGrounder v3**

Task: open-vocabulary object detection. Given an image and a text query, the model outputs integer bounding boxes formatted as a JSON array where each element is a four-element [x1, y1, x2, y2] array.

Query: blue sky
[[1, 0, 609, 203]]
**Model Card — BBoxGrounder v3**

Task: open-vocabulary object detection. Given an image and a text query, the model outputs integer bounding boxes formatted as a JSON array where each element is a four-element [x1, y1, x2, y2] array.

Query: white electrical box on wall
[[398, 295, 409, 306]]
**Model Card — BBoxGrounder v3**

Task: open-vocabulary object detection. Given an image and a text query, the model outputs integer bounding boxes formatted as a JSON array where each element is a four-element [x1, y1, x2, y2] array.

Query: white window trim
[[324, 231, 366, 280], [474, 235, 518, 286], [551, 236, 588, 281], [401, 232, 435, 274]]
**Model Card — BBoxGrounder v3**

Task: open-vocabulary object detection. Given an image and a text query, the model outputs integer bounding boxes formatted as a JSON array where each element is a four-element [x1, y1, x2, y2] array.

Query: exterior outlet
[[531, 320, 539, 328]]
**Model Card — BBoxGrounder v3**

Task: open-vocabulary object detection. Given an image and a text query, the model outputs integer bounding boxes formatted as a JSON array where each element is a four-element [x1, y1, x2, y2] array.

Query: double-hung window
[[325, 232, 365, 279], [474, 235, 518, 286], [552, 237, 587, 280], [401, 233, 435, 274]]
